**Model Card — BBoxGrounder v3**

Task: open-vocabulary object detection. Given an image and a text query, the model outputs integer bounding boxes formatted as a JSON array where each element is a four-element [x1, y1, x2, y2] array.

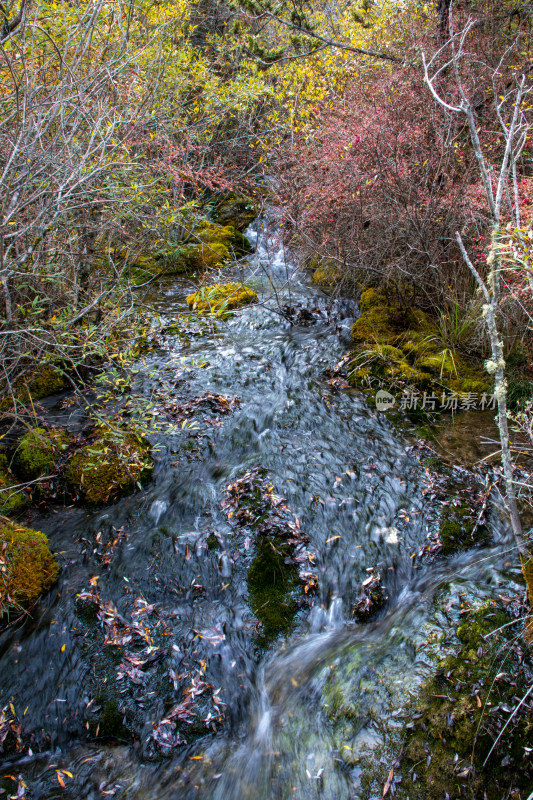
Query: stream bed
[[0, 213, 527, 799]]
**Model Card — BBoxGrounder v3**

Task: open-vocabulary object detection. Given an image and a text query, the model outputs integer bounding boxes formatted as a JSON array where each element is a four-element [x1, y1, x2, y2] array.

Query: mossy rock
[[248, 535, 299, 647], [398, 603, 533, 800], [64, 429, 153, 505], [1, 365, 69, 409], [351, 293, 411, 345], [0, 521, 58, 609], [0, 454, 28, 515], [180, 241, 231, 271], [12, 427, 70, 482], [211, 192, 259, 230], [186, 282, 258, 314], [25, 365, 67, 401], [359, 286, 386, 313], [439, 503, 490, 554], [311, 259, 343, 289], [349, 289, 490, 401]]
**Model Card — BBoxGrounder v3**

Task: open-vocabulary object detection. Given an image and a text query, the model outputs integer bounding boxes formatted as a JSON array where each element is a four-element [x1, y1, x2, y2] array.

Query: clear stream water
[[0, 214, 521, 799]]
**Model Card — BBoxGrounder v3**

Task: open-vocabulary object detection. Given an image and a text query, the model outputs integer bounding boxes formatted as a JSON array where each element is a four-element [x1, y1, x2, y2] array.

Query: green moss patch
[[311, 258, 343, 290], [439, 502, 491, 554], [398, 603, 533, 800], [223, 468, 317, 647], [186, 282, 258, 314], [12, 427, 70, 482], [0, 521, 58, 610], [211, 192, 259, 230], [0, 365, 68, 410], [129, 220, 252, 282], [25, 365, 67, 401], [64, 428, 153, 505], [248, 535, 299, 647], [0, 454, 28, 515], [349, 288, 489, 403]]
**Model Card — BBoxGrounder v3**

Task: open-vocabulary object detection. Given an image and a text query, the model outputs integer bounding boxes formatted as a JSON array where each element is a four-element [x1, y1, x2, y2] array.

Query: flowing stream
[[0, 212, 522, 799]]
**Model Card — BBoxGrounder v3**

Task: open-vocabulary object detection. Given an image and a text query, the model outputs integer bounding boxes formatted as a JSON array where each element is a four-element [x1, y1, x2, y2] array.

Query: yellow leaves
[[56, 770, 73, 788]]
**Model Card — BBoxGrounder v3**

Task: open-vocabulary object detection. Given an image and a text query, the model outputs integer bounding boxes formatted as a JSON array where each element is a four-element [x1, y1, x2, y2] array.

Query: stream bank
[[0, 211, 531, 799]]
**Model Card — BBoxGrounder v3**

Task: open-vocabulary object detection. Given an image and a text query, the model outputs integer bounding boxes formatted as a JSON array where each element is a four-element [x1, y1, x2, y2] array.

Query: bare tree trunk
[[437, 0, 451, 39], [0, 232, 11, 322], [423, 21, 533, 614]]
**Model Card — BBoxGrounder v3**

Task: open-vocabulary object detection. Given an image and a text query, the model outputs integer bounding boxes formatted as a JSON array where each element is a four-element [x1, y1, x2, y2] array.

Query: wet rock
[[352, 569, 388, 622], [282, 302, 328, 325], [330, 297, 358, 321]]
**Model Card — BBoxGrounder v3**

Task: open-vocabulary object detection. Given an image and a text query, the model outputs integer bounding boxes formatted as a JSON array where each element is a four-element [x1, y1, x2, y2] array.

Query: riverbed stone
[[186, 282, 258, 314], [64, 428, 153, 504], [0, 454, 28, 515], [12, 427, 70, 482], [0, 520, 58, 610]]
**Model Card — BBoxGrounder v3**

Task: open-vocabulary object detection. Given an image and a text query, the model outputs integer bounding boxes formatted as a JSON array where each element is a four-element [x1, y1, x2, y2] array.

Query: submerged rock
[[222, 468, 317, 647], [0, 520, 58, 611], [352, 569, 388, 622], [186, 282, 258, 314], [64, 428, 153, 505]]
